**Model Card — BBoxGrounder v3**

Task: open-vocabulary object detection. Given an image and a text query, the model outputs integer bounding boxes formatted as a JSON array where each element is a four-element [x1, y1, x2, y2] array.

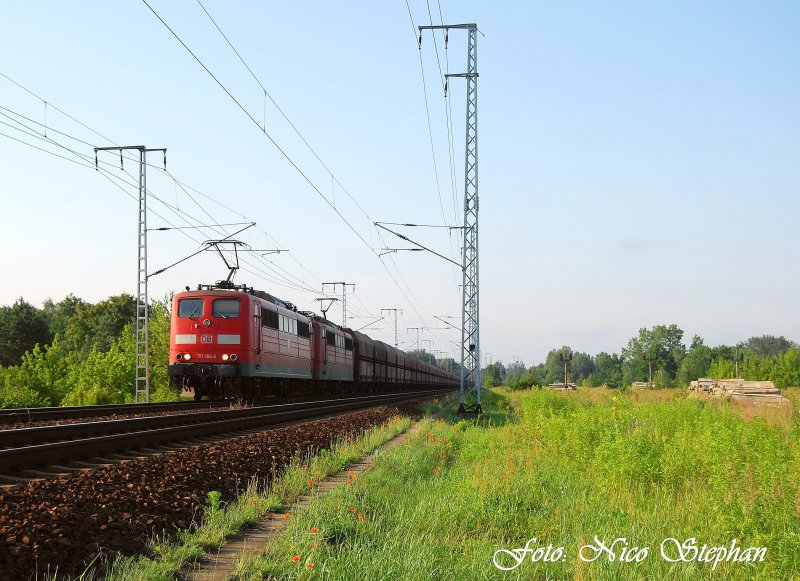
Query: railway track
[[0, 390, 450, 480], [0, 399, 246, 426]]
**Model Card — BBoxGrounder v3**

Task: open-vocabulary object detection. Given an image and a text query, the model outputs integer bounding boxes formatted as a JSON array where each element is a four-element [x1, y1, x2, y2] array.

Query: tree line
[[2, 296, 797, 407], [483, 324, 800, 390], [0, 295, 176, 408]]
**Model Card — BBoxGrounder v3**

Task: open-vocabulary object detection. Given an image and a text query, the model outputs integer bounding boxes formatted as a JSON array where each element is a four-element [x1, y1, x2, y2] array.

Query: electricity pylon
[[419, 23, 481, 413]]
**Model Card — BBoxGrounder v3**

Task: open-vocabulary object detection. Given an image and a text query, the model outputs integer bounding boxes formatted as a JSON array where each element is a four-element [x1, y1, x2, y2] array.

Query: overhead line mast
[[95, 145, 166, 403], [419, 23, 481, 414], [381, 308, 402, 348], [322, 282, 355, 326]]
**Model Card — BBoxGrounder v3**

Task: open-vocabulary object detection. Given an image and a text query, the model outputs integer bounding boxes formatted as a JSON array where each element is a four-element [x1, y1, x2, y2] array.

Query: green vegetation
[[96, 415, 412, 581], [488, 326, 800, 390], [1, 292, 798, 406], [0, 295, 177, 407], [235, 388, 800, 580]]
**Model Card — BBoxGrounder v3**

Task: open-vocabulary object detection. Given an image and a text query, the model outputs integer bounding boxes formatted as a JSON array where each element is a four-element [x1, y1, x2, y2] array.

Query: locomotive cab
[[168, 284, 315, 400], [169, 290, 252, 399]]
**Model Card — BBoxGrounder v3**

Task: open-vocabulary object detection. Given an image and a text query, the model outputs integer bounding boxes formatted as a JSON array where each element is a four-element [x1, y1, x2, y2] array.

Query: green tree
[[708, 357, 735, 379], [543, 346, 574, 384], [507, 367, 544, 390], [0, 366, 47, 407], [0, 298, 53, 367], [505, 361, 527, 383], [483, 362, 506, 387], [775, 349, 800, 388], [12, 337, 70, 405], [571, 352, 595, 384], [742, 335, 796, 357], [621, 324, 685, 386], [58, 294, 136, 356], [61, 299, 177, 405], [677, 335, 713, 384], [590, 352, 623, 387], [42, 294, 86, 339], [741, 354, 777, 382]]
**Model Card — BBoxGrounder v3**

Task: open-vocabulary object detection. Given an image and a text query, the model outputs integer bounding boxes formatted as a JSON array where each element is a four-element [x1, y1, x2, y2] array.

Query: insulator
[[119, 150, 123, 168], [418, 34, 422, 48], [445, 31, 449, 47], [94, 153, 98, 171], [444, 78, 448, 97], [163, 151, 167, 169]]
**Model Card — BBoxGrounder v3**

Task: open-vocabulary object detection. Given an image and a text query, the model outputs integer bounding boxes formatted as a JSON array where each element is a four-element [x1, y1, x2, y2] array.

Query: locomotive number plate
[[200, 334, 213, 344]]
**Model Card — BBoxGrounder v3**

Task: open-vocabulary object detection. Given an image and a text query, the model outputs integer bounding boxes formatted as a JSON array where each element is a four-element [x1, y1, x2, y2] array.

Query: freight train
[[168, 282, 459, 400]]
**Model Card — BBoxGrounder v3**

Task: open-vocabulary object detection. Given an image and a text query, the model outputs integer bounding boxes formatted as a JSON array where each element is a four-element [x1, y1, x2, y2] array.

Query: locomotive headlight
[[222, 354, 229, 361], [230, 354, 238, 361], [176, 353, 183, 360], [184, 353, 192, 361]]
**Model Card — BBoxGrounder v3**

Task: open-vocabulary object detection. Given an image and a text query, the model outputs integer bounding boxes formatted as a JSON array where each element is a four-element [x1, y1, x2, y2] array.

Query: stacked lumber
[[548, 382, 576, 390], [688, 378, 716, 393], [689, 378, 790, 407], [716, 379, 782, 397]]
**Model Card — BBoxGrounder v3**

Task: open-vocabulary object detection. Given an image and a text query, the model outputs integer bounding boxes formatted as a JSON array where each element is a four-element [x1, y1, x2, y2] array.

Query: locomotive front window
[[213, 299, 240, 318], [178, 298, 204, 318]]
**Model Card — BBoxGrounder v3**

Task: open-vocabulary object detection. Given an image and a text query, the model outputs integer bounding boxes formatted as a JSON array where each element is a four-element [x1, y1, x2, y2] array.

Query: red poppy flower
[[292, 554, 301, 563], [307, 562, 315, 569], [311, 527, 319, 533], [284, 513, 291, 521]]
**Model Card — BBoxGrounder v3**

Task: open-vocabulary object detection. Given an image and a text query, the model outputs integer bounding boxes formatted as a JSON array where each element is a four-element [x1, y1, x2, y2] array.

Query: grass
[[233, 387, 800, 580], [84, 414, 413, 581]]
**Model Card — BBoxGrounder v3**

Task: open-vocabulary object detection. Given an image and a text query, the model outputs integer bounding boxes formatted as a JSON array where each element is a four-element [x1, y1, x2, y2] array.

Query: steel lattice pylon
[[457, 25, 481, 413], [419, 23, 481, 413]]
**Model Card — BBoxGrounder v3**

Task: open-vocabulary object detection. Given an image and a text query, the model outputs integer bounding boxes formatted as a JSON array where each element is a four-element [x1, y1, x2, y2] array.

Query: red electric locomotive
[[168, 281, 459, 400]]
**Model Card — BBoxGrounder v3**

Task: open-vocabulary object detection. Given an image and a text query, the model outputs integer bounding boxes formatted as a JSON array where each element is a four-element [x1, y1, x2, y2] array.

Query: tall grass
[[238, 388, 800, 580]]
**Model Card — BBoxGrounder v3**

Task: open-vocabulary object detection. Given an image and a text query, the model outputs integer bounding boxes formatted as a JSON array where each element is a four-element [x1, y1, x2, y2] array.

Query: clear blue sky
[[1, 1, 798, 364]]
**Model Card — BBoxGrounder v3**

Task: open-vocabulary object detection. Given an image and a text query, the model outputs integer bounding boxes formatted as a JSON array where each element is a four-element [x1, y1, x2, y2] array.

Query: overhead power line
[[0, 76, 348, 302], [140, 0, 375, 254], [141, 0, 438, 324], [405, 0, 460, 283]]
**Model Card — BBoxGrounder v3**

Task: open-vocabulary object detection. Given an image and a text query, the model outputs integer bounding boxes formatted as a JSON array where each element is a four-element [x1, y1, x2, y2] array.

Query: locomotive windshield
[[178, 298, 204, 318], [213, 298, 240, 319]]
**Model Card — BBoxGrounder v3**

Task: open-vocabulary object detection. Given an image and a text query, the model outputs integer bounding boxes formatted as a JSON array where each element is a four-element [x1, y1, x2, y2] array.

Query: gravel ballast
[[0, 406, 405, 580]]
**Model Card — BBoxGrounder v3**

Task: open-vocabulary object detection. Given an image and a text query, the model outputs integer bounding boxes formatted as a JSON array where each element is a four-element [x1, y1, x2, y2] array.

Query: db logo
[[200, 335, 213, 344]]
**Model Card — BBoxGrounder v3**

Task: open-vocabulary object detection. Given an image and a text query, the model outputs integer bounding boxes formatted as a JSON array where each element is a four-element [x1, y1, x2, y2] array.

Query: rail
[[0, 390, 451, 474]]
